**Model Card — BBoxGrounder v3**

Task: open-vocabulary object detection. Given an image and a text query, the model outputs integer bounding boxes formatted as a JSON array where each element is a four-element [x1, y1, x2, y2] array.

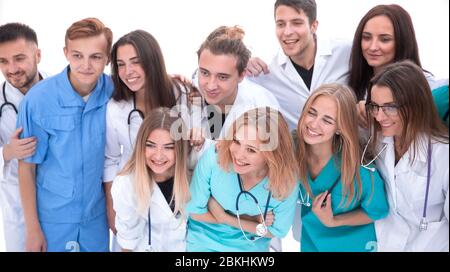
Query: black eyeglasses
[[366, 103, 401, 116]]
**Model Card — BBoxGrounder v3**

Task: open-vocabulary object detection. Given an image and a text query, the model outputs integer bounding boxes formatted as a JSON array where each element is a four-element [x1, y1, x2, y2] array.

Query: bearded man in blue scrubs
[[17, 18, 114, 252]]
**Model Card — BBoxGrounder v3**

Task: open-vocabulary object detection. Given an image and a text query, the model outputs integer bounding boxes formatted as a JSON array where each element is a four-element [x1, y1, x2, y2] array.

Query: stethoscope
[[235, 174, 271, 241], [361, 135, 433, 232], [0, 82, 18, 118], [298, 174, 341, 208], [145, 209, 155, 252], [127, 93, 144, 147]]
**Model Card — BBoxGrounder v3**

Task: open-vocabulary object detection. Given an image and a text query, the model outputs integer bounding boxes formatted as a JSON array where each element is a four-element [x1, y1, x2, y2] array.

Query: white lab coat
[[111, 174, 186, 252], [104, 83, 201, 251], [249, 38, 352, 130], [0, 74, 47, 252], [198, 77, 280, 142], [375, 136, 449, 252]]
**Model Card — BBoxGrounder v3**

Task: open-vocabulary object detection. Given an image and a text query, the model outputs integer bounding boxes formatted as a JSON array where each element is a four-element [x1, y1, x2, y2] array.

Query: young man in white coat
[[0, 22, 45, 252], [194, 25, 280, 143], [246, 0, 351, 130]]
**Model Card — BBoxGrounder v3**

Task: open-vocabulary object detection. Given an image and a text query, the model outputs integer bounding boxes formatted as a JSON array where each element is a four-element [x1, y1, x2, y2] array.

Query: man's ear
[[63, 46, 69, 61]]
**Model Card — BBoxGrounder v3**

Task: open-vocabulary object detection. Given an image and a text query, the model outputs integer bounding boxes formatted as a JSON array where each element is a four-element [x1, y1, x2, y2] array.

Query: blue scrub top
[[17, 66, 113, 224], [186, 145, 299, 252], [300, 155, 389, 252]]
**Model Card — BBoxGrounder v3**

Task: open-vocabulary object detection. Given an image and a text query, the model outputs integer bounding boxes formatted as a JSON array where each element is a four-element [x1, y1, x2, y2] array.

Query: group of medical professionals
[[0, 0, 448, 253]]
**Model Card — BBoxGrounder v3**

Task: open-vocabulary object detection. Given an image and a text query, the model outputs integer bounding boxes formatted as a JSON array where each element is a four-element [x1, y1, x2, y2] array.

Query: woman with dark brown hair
[[349, 4, 444, 126], [364, 60, 449, 251]]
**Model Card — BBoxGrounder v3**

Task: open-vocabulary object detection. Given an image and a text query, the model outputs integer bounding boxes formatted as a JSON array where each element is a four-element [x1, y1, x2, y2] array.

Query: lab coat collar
[[382, 135, 430, 163], [57, 66, 111, 111], [276, 36, 332, 68], [3, 71, 48, 104]]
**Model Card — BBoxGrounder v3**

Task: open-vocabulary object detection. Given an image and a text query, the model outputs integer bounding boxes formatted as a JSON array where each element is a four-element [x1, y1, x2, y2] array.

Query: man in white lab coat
[[0, 22, 45, 252], [246, 0, 351, 130], [194, 26, 280, 143]]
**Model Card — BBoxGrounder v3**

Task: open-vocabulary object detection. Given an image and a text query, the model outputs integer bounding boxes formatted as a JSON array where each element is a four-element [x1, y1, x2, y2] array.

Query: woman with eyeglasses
[[294, 83, 388, 252], [103, 30, 202, 251], [365, 60, 449, 252], [186, 107, 299, 252]]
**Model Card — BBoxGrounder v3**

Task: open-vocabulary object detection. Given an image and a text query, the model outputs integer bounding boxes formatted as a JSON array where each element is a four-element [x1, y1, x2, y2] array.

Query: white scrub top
[[111, 174, 187, 252], [249, 38, 351, 130], [375, 135, 449, 252]]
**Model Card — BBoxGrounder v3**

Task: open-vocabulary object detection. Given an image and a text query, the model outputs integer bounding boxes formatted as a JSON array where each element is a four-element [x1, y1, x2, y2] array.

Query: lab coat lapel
[[277, 52, 309, 93], [377, 137, 397, 209], [4, 81, 24, 107], [310, 38, 332, 91], [151, 184, 174, 218]]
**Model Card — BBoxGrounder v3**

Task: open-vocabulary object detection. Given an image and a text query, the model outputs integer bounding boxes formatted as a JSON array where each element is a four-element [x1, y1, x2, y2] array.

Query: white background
[[0, 0, 448, 252]]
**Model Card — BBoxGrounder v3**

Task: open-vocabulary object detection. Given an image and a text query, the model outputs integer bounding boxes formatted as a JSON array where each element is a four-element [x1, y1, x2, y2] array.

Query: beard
[[8, 68, 38, 92]]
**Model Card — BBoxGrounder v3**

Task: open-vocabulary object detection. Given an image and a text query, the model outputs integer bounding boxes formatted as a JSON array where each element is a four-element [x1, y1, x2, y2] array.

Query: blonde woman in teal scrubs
[[186, 107, 299, 252], [295, 84, 389, 252]]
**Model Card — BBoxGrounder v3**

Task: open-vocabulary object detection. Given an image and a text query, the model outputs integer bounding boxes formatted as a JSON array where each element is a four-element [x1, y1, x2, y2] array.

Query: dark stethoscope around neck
[[0, 82, 18, 118], [127, 93, 144, 147], [235, 173, 272, 241]]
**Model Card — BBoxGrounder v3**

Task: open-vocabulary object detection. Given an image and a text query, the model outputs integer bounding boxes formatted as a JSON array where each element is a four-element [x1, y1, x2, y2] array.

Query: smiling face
[[301, 95, 338, 148], [64, 34, 109, 94], [145, 128, 176, 181], [0, 38, 41, 93], [229, 125, 268, 176], [370, 85, 403, 139], [275, 5, 317, 62], [116, 44, 146, 93], [361, 15, 396, 72], [198, 49, 244, 108]]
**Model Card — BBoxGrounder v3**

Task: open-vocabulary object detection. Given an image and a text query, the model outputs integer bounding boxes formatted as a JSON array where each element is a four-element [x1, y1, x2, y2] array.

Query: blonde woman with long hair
[[186, 107, 299, 252], [295, 84, 388, 252], [111, 108, 191, 252]]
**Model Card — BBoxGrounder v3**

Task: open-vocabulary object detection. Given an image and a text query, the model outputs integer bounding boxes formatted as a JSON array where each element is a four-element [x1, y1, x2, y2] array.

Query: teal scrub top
[[432, 85, 449, 127], [17, 66, 113, 224], [186, 145, 299, 252], [300, 155, 389, 252]]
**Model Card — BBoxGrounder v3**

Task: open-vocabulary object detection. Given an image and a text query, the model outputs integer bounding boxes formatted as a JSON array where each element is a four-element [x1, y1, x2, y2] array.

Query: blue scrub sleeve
[[360, 168, 389, 221], [16, 99, 48, 164], [186, 145, 215, 215], [267, 184, 299, 238]]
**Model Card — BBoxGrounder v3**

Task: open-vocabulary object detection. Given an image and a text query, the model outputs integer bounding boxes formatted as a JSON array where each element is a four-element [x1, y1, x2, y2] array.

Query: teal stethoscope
[[235, 174, 271, 241], [360, 136, 433, 232], [0, 82, 18, 118]]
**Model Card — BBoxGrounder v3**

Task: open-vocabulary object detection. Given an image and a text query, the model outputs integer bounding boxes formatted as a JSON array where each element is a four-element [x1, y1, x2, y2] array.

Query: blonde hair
[[119, 107, 190, 217], [297, 84, 365, 207], [218, 107, 298, 200]]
